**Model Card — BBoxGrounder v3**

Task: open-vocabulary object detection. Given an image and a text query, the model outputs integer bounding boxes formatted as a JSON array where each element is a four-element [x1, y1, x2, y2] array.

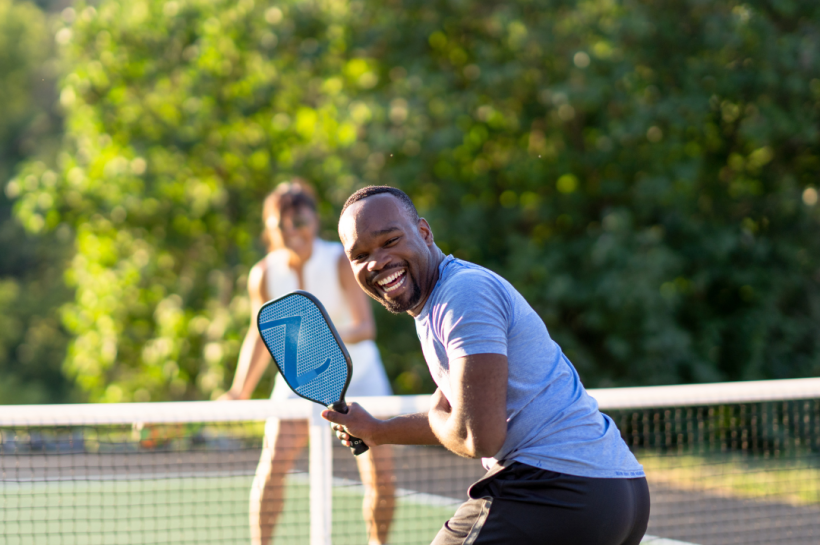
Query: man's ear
[[417, 218, 434, 246]]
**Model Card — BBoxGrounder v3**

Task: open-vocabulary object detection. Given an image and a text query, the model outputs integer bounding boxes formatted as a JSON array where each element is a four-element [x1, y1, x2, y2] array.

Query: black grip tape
[[328, 401, 370, 456]]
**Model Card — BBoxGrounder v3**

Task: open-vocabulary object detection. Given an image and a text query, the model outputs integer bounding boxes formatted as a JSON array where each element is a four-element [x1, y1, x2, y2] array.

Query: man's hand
[[322, 402, 384, 447], [322, 403, 442, 448]]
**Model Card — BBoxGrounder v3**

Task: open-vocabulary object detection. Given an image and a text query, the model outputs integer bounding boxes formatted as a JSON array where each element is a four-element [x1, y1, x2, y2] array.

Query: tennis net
[[1, 378, 818, 545]]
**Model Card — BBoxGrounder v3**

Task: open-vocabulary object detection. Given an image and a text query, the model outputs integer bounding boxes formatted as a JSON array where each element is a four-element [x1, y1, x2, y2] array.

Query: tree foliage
[[0, 0, 73, 404], [11, 0, 820, 402]]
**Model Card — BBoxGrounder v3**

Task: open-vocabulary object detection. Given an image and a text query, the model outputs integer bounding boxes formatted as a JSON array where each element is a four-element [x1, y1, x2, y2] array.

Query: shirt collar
[[415, 254, 455, 320]]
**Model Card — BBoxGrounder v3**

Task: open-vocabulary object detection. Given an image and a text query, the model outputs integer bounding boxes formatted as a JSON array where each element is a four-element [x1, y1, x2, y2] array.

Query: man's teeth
[[377, 270, 406, 292], [383, 275, 406, 293]]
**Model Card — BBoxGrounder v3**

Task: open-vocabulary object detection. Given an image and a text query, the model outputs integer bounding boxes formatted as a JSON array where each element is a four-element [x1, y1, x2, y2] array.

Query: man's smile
[[376, 268, 407, 295]]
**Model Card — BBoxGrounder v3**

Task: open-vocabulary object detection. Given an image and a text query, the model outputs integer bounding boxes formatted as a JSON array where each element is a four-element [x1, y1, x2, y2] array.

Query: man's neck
[[407, 246, 445, 317]]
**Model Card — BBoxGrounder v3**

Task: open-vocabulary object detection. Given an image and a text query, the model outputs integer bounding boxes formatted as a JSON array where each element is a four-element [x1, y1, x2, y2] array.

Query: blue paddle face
[[257, 291, 351, 406]]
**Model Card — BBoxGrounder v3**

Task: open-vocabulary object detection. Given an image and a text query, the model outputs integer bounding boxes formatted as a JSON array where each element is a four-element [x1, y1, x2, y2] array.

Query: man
[[324, 186, 650, 545]]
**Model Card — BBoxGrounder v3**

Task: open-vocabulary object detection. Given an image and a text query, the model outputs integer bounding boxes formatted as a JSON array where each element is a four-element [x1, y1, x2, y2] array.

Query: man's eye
[[385, 237, 399, 247]]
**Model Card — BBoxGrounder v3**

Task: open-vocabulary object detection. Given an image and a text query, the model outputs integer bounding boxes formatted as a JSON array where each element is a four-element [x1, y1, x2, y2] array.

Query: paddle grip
[[328, 401, 369, 456]]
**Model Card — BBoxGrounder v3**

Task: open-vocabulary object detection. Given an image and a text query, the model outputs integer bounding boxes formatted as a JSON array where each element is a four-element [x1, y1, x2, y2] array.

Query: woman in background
[[221, 180, 395, 545]]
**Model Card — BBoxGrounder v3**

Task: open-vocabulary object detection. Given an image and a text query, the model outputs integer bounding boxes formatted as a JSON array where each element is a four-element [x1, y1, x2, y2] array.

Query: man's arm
[[322, 404, 440, 446], [428, 353, 508, 458], [321, 353, 507, 458]]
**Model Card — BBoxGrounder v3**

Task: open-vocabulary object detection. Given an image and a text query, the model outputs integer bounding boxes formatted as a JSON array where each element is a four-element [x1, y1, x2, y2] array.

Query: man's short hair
[[341, 186, 419, 222]]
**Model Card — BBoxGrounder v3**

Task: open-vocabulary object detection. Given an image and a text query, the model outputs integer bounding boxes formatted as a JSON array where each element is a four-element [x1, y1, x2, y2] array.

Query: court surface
[[2, 443, 818, 544]]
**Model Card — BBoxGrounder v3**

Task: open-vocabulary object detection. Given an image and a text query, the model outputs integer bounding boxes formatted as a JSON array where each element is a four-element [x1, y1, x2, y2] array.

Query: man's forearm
[[323, 405, 440, 448], [372, 412, 440, 447], [429, 412, 459, 455]]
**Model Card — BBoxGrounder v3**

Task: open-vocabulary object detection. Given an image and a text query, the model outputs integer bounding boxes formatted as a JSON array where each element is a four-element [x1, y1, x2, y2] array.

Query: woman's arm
[[221, 261, 272, 400], [336, 252, 376, 344]]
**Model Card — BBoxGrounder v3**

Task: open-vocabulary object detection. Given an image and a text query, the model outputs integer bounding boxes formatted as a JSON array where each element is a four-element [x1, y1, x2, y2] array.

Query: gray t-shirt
[[414, 255, 644, 478]]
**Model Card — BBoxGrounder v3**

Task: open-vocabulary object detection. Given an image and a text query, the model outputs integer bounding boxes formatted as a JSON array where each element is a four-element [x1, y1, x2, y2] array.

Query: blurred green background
[[2, 0, 819, 404]]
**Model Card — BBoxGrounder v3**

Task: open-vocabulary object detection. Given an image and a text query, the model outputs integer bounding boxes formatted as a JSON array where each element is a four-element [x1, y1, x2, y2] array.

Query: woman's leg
[[355, 445, 396, 545], [250, 419, 310, 545]]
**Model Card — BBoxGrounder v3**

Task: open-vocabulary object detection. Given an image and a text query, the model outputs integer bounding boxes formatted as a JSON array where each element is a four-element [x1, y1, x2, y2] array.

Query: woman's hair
[[261, 179, 318, 251]]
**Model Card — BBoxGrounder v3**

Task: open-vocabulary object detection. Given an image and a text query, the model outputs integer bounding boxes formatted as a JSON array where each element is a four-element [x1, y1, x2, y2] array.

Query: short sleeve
[[429, 270, 512, 360]]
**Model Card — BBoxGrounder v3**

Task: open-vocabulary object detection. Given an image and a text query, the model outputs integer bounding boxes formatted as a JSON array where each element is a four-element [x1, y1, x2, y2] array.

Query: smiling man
[[324, 186, 650, 545]]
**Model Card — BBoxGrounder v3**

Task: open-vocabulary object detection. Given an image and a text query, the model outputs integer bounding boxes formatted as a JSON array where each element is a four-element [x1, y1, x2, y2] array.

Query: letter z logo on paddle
[[259, 316, 331, 388], [257, 291, 368, 455]]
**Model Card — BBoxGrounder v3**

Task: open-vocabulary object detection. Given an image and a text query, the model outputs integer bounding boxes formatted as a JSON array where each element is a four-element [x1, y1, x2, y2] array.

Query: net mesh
[[1, 379, 819, 545], [613, 398, 820, 545]]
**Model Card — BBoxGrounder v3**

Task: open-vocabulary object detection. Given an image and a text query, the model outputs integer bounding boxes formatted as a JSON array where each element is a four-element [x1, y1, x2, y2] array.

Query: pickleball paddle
[[257, 290, 369, 456]]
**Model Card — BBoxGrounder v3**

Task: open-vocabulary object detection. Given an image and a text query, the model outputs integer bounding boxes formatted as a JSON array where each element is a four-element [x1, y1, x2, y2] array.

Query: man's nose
[[367, 249, 391, 272]]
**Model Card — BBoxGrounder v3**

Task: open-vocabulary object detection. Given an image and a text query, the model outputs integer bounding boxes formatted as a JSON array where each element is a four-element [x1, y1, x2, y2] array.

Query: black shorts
[[431, 462, 650, 545]]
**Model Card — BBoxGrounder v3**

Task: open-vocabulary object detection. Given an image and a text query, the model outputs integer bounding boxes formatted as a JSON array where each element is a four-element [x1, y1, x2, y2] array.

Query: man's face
[[339, 194, 435, 315]]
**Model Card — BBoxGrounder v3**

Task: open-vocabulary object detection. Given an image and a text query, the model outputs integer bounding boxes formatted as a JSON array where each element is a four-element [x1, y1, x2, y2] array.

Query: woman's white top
[[266, 238, 392, 400]]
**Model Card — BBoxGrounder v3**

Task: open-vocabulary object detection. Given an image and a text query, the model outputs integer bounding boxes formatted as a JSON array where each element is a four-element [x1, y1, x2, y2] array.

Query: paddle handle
[[328, 401, 369, 456]]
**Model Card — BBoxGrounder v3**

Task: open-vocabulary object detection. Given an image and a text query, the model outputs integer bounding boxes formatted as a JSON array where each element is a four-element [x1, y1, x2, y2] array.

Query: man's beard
[[371, 273, 422, 314]]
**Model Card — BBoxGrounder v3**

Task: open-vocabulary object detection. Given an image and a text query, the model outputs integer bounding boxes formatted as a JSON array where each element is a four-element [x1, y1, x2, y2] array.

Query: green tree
[[354, 0, 820, 386], [13, 0, 371, 402], [12, 0, 820, 402], [366, 0, 820, 386], [0, 0, 55, 184], [0, 0, 73, 404]]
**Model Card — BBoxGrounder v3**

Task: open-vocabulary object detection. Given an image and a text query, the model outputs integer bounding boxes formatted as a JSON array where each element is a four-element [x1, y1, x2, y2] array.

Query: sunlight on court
[[0, 474, 458, 545]]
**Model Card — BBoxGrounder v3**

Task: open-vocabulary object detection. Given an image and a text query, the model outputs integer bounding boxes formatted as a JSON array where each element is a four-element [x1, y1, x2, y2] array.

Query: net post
[[309, 403, 333, 545]]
